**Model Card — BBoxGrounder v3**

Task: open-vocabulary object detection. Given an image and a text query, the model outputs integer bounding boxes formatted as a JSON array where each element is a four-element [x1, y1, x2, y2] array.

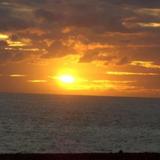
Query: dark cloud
[[34, 9, 64, 23], [111, 0, 160, 8], [0, 50, 28, 63], [42, 41, 75, 58], [31, 1, 128, 33], [0, 0, 160, 64], [0, 3, 33, 31], [0, 41, 8, 48], [79, 50, 117, 64]]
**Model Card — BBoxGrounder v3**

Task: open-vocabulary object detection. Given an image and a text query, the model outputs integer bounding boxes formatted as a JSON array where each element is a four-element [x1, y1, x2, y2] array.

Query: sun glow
[[58, 75, 75, 84]]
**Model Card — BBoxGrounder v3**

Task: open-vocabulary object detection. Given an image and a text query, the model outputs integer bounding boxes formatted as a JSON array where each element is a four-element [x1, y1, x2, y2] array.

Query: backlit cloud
[[107, 71, 160, 76], [131, 61, 160, 69], [9, 74, 26, 77], [28, 80, 47, 83], [0, 0, 159, 64]]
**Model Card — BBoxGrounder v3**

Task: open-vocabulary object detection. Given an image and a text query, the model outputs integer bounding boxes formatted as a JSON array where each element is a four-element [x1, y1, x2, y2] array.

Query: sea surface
[[0, 93, 160, 153]]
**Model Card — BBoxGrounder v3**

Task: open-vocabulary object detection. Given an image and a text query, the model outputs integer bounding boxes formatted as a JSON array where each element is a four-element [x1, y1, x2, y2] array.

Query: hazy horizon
[[0, 91, 160, 99]]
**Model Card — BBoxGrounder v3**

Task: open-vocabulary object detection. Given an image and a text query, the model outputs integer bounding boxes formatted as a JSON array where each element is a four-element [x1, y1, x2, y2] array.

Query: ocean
[[0, 93, 160, 153]]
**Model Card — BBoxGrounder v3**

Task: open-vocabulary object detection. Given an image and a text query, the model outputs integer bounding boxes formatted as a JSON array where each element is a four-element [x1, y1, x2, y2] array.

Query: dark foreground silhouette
[[0, 153, 160, 160]]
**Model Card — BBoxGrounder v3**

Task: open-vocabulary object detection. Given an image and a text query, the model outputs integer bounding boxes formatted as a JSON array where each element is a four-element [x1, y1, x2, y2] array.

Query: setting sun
[[58, 75, 75, 84]]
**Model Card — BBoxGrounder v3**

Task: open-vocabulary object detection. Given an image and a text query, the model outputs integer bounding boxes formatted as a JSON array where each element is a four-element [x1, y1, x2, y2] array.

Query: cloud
[[106, 71, 160, 76], [131, 61, 160, 69], [137, 22, 160, 28], [0, 0, 160, 66], [0, 4, 32, 32], [0, 33, 9, 40], [28, 80, 47, 83], [79, 50, 116, 63], [111, 0, 160, 8], [78, 49, 130, 65], [9, 74, 26, 77], [0, 33, 43, 63], [0, 49, 36, 63], [136, 8, 160, 17], [41, 41, 75, 58]]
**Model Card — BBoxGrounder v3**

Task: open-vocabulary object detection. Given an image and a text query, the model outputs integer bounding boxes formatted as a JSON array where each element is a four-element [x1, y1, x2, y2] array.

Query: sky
[[0, 0, 160, 97]]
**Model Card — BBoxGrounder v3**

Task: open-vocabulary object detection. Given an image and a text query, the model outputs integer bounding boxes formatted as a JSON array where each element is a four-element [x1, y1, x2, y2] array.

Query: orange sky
[[0, 0, 160, 97]]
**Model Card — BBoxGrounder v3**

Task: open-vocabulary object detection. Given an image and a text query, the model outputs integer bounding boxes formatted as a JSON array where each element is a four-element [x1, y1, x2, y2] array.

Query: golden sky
[[0, 0, 160, 97]]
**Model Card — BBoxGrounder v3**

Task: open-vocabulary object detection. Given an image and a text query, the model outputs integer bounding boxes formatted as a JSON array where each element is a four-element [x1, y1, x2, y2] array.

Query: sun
[[58, 75, 75, 84]]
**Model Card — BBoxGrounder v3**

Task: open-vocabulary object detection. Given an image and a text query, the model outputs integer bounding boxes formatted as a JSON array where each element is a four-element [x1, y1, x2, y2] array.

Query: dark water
[[0, 93, 160, 153]]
